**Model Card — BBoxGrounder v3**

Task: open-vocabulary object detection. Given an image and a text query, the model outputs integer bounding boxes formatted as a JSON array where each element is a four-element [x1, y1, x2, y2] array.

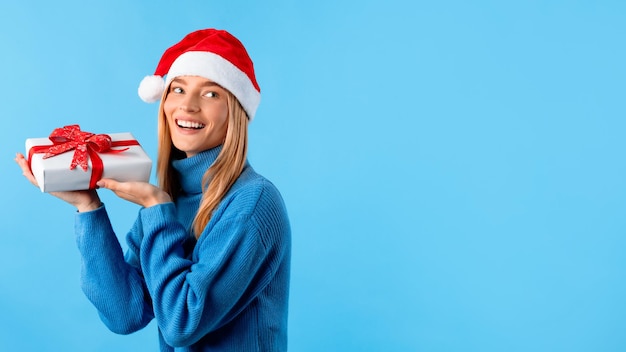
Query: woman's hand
[[15, 152, 102, 212], [96, 179, 172, 208]]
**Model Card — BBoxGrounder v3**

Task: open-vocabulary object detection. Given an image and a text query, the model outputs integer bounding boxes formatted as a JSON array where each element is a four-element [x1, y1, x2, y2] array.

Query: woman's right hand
[[15, 153, 102, 212]]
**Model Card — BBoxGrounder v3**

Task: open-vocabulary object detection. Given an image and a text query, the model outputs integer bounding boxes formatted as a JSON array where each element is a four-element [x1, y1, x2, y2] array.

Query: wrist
[[76, 199, 102, 213], [144, 192, 172, 208]]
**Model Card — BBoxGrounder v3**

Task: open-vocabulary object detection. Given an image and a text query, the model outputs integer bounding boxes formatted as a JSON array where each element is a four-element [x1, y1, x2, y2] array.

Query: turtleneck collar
[[171, 145, 222, 195]]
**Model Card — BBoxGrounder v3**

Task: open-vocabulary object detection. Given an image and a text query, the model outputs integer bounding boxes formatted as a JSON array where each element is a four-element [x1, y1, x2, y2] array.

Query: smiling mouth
[[176, 119, 206, 129]]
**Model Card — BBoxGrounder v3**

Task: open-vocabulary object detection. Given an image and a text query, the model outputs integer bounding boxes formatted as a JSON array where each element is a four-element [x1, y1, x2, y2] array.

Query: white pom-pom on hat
[[138, 75, 166, 103]]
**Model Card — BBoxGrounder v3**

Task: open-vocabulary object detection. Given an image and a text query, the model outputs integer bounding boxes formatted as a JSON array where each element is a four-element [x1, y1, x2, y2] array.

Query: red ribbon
[[28, 124, 140, 189]]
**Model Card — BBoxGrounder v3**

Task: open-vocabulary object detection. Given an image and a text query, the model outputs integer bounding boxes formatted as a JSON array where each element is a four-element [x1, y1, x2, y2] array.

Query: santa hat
[[138, 29, 261, 120]]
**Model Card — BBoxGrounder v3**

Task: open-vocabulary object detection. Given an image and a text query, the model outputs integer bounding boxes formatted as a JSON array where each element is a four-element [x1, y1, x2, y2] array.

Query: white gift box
[[25, 132, 152, 192]]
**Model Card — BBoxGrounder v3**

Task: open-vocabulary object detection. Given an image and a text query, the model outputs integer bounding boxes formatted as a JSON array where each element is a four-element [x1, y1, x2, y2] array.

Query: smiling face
[[163, 76, 230, 157]]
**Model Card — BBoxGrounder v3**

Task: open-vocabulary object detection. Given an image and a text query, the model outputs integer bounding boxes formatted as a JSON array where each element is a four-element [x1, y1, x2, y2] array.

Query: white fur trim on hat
[[138, 75, 166, 103], [166, 51, 261, 120]]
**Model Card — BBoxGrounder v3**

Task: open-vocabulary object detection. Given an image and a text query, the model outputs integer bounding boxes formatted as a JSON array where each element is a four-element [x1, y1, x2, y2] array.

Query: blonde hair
[[156, 89, 249, 238]]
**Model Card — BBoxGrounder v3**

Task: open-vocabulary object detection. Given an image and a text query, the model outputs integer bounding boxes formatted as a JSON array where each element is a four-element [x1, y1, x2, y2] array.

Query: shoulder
[[220, 164, 289, 222], [204, 164, 291, 252]]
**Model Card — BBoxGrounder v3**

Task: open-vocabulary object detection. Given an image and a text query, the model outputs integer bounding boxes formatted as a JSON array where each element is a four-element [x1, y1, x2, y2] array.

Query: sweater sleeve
[[75, 205, 154, 334], [138, 200, 275, 348]]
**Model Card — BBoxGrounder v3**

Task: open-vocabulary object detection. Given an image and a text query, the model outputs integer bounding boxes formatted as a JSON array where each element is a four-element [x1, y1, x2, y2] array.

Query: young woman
[[16, 28, 291, 351]]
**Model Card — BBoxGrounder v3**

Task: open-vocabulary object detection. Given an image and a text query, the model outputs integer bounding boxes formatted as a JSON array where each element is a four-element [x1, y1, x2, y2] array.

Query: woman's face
[[163, 76, 229, 157]]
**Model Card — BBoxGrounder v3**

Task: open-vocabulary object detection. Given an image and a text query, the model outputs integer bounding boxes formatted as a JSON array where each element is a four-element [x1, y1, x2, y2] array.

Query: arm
[[75, 206, 154, 334], [138, 202, 274, 347], [17, 153, 155, 332], [94, 177, 287, 346]]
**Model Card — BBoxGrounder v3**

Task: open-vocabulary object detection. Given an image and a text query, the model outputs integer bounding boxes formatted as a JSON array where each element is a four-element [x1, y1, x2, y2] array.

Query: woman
[[16, 28, 291, 351]]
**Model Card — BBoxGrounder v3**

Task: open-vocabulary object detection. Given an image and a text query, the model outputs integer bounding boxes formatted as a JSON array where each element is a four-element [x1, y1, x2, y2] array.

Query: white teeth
[[177, 120, 205, 129]]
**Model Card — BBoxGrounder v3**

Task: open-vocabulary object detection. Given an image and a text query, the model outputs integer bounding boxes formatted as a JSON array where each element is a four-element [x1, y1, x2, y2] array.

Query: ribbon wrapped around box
[[25, 124, 152, 192]]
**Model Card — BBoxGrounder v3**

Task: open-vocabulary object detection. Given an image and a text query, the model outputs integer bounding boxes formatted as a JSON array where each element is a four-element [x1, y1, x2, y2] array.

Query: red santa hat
[[138, 29, 261, 120]]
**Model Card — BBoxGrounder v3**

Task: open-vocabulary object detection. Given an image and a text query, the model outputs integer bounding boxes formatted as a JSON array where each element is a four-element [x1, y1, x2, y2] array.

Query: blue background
[[2, 1, 625, 351]]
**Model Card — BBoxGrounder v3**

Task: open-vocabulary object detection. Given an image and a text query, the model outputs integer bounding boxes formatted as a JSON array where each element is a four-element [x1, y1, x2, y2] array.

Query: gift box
[[25, 125, 152, 192]]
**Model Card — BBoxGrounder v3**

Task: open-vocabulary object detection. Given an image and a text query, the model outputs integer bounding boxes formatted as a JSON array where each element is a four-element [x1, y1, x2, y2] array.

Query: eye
[[204, 91, 218, 98], [171, 86, 184, 94]]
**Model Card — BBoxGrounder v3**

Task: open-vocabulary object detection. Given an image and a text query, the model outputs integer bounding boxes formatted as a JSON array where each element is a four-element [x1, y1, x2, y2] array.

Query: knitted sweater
[[75, 146, 291, 351]]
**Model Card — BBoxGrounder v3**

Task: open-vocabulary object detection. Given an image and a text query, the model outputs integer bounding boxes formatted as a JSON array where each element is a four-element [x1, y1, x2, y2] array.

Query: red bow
[[28, 124, 139, 189]]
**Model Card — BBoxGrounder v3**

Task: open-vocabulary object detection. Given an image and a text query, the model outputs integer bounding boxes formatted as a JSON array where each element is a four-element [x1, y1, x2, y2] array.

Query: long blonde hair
[[156, 89, 249, 238]]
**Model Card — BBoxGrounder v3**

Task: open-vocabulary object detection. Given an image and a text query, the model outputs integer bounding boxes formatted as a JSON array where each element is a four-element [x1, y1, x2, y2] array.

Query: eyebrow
[[171, 77, 221, 88]]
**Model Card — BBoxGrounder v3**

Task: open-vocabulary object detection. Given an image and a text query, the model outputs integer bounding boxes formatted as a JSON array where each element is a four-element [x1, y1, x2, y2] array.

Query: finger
[[97, 179, 144, 205], [15, 153, 39, 187], [96, 178, 120, 191], [15, 153, 28, 170], [97, 179, 138, 200]]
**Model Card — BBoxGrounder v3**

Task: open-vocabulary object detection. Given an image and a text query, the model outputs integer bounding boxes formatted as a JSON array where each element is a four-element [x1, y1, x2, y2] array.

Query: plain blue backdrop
[[2, 1, 625, 351]]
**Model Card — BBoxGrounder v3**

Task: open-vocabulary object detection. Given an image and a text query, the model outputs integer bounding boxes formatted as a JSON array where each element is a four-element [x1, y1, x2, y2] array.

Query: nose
[[179, 94, 200, 112]]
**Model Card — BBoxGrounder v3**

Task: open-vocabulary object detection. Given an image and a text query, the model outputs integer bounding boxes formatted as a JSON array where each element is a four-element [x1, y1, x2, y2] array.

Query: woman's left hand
[[96, 179, 172, 208]]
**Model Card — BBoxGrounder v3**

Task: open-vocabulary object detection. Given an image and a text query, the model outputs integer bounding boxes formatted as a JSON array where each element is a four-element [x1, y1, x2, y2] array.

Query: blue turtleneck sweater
[[75, 147, 291, 351]]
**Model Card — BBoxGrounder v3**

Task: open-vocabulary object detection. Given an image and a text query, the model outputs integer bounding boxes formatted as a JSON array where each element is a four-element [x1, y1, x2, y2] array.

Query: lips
[[176, 119, 205, 129]]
